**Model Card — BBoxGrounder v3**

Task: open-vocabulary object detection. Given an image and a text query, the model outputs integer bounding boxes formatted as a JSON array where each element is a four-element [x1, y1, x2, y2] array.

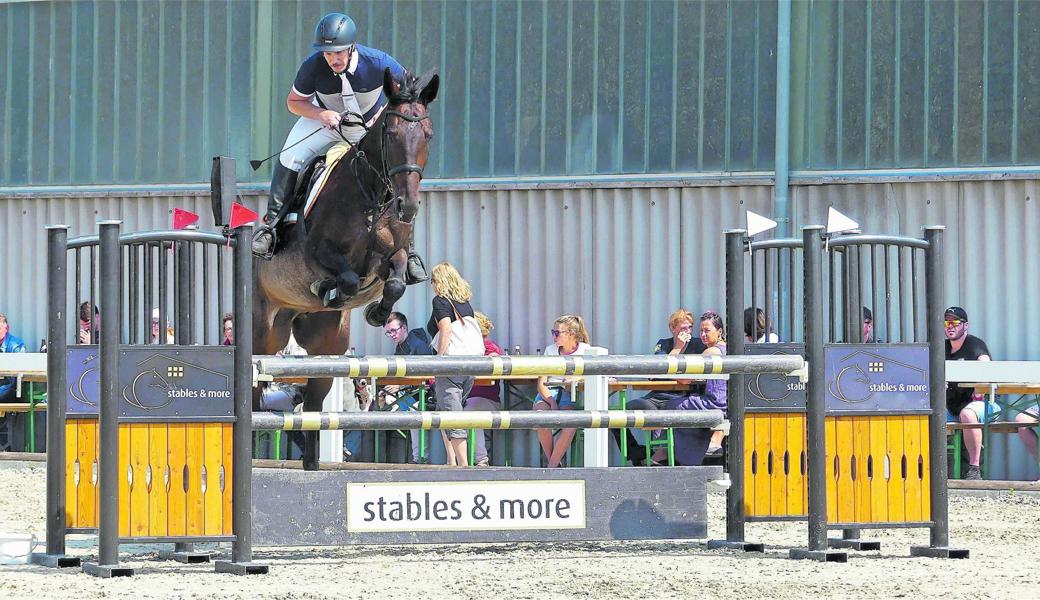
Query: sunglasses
[[551, 329, 566, 338], [944, 319, 965, 327], [384, 326, 405, 338]]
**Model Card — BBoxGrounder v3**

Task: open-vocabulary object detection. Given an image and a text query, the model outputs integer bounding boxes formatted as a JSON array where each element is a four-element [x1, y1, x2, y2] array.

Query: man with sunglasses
[[944, 306, 991, 480], [253, 12, 406, 258]]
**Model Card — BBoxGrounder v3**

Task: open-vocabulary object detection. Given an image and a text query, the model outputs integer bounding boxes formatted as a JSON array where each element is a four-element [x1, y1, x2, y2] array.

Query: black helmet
[[313, 13, 357, 52]]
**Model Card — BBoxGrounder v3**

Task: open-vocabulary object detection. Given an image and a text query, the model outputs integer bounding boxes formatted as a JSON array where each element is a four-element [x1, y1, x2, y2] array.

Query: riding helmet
[[313, 13, 357, 52]]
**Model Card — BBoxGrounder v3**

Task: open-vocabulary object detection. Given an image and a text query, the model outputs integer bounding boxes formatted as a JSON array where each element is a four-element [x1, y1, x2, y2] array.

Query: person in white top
[[533, 314, 592, 468], [743, 307, 780, 343]]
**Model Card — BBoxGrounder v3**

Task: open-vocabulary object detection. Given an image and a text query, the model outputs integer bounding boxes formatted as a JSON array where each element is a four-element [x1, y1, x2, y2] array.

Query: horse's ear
[[419, 71, 439, 105], [383, 67, 400, 101]]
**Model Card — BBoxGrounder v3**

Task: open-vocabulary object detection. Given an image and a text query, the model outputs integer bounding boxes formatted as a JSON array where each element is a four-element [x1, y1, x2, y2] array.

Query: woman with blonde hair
[[427, 262, 478, 466], [533, 314, 591, 468]]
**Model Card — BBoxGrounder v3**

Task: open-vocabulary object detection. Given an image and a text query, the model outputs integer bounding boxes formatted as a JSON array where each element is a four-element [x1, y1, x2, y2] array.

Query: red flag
[[172, 208, 200, 230], [229, 202, 259, 229]]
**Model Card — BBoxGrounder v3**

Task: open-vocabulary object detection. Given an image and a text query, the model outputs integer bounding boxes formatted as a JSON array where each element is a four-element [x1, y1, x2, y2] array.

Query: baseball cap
[[944, 306, 968, 322]]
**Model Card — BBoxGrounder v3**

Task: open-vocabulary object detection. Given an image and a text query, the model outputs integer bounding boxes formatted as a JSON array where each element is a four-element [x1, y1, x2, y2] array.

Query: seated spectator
[[465, 312, 504, 467], [862, 307, 879, 343], [0, 313, 28, 402], [151, 308, 176, 344], [944, 306, 991, 481], [222, 313, 234, 346], [534, 314, 592, 468], [664, 310, 728, 464], [744, 307, 779, 343], [382, 311, 436, 464], [78, 301, 100, 344], [1015, 405, 1039, 479], [611, 309, 706, 465]]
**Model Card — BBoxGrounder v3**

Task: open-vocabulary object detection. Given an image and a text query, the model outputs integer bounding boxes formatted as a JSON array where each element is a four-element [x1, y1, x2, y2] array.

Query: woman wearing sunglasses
[[533, 314, 592, 468]]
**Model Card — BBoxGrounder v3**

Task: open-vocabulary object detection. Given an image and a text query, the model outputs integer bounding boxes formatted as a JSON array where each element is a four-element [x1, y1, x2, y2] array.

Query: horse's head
[[373, 68, 439, 224]]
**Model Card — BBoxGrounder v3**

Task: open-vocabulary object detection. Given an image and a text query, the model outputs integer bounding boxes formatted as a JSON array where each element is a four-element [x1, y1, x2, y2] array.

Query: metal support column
[[707, 230, 763, 552], [31, 226, 80, 568], [215, 224, 268, 575], [790, 226, 846, 562], [911, 227, 969, 558], [83, 221, 135, 578]]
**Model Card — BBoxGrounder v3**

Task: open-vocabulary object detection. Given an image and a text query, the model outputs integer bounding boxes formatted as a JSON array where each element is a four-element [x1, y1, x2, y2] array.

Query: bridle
[[337, 105, 429, 219]]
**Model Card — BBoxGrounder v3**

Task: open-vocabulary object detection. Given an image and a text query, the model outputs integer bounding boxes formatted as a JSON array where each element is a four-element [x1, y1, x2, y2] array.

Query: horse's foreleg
[[312, 247, 360, 307], [364, 249, 408, 327]]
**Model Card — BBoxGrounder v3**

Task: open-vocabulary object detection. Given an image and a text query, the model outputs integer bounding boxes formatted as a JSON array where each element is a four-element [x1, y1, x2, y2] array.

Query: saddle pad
[[303, 142, 354, 218]]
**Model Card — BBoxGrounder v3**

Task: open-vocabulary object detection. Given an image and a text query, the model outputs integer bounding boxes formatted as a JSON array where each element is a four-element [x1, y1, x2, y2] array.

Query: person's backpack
[[431, 300, 484, 356]]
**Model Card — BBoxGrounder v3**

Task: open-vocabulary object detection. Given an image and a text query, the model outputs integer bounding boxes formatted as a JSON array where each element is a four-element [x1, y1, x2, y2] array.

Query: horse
[[253, 69, 439, 471]]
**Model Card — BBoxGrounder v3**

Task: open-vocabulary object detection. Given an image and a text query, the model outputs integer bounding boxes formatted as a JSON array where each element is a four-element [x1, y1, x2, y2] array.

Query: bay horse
[[253, 69, 439, 470]]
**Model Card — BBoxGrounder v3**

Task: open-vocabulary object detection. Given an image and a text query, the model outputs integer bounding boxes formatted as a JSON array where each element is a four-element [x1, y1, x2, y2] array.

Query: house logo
[[826, 345, 929, 409], [122, 353, 231, 411]]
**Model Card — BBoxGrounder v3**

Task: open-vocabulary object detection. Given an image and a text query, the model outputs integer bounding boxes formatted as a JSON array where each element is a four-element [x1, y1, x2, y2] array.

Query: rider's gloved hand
[[318, 110, 342, 129]]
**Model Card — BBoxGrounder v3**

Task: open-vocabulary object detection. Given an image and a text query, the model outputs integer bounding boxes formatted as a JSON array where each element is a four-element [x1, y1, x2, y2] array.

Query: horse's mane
[[387, 71, 427, 105]]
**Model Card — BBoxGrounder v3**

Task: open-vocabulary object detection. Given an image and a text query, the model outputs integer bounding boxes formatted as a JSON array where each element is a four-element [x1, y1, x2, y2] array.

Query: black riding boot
[[252, 162, 299, 259], [405, 248, 429, 284]]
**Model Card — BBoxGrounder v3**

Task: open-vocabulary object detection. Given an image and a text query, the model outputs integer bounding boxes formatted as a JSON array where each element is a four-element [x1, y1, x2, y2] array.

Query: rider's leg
[[252, 117, 338, 258]]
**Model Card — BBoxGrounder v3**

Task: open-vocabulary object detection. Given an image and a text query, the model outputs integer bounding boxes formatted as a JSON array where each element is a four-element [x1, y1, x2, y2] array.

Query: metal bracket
[[789, 361, 809, 383]]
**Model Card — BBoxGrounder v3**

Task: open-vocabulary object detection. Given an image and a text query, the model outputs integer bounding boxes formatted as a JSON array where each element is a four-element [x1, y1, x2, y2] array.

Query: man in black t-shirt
[[944, 306, 992, 480]]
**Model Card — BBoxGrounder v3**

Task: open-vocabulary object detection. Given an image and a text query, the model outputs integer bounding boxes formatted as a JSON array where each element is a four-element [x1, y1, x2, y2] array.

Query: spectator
[[222, 313, 234, 346], [862, 307, 877, 343], [534, 314, 592, 468], [382, 311, 435, 463], [743, 307, 779, 343], [1015, 405, 1038, 479], [151, 308, 176, 344], [0, 314, 28, 402], [944, 306, 991, 481], [611, 309, 705, 465], [465, 311, 504, 467], [427, 262, 480, 467], [665, 310, 728, 464], [78, 301, 100, 344]]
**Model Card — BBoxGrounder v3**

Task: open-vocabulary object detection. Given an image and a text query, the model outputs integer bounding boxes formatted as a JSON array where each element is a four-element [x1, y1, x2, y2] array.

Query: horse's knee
[[337, 270, 360, 295], [383, 277, 405, 301]]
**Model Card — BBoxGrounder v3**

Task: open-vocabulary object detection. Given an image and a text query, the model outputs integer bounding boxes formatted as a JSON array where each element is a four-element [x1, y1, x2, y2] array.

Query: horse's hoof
[[364, 302, 387, 327]]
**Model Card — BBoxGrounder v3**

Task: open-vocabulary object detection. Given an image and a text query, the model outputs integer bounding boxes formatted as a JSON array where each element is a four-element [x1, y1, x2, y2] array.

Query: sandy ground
[[1, 463, 1038, 599]]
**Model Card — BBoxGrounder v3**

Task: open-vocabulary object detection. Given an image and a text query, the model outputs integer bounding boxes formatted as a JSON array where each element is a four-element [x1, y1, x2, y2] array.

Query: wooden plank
[[743, 414, 758, 515], [824, 416, 837, 522], [902, 416, 923, 522], [222, 423, 233, 535], [917, 415, 931, 521], [785, 413, 807, 517], [147, 424, 169, 537], [753, 413, 771, 516], [65, 421, 79, 528], [834, 417, 856, 523], [868, 416, 889, 522], [166, 424, 187, 537], [75, 420, 98, 529], [767, 414, 786, 516], [852, 416, 872, 523], [127, 424, 150, 537], [117, 424, 131, 537], [202, 423, 224, 536], [885, 417, 905, 522], [185, 423, 206, 536]]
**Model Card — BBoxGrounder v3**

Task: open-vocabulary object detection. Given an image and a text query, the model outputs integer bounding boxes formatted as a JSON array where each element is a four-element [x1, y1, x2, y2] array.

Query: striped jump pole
[[252, 409, 726, 432], [254, 354, 805, 380]]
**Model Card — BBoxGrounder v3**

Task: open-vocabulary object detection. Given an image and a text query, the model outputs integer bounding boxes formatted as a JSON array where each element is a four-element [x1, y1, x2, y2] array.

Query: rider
[[252, 12, 408, 260]]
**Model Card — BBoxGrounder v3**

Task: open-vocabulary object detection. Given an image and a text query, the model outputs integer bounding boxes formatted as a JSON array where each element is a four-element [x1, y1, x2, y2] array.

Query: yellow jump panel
[[67, 420, 232, 539], [825, 414, 930, 524], [744, 412, 808, 518], [65, 419, 99, 529]]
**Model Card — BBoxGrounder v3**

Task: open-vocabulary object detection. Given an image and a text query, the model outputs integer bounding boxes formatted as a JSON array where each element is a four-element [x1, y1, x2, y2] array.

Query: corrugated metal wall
[[6, 0, 1038, 185], [3, 179, 1036, 364]]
